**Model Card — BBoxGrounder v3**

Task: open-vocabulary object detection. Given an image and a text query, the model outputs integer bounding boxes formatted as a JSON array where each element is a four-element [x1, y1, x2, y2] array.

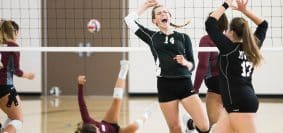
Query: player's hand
[[174, 55, 187, 65], [78, 75, 86, 85], [225, 0, 233, 6], [144, 0, 159, 8], [174, 55, 193, 70], [23, 72, 35, 80], [231, 0, 249, 12]]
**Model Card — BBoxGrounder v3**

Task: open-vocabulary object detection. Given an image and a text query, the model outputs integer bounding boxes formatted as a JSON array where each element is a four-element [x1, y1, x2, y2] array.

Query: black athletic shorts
[[157, 77, 195, 103], [0, 85, 17, 98], [222, 86, 259, 113], [204, 76, 220, 94]]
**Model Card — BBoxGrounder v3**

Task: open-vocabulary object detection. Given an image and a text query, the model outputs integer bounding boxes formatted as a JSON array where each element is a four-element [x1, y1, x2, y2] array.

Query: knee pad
[[187, 118, 194, 130], [8, 120, 23, 130], [196, 126, 211, 133]]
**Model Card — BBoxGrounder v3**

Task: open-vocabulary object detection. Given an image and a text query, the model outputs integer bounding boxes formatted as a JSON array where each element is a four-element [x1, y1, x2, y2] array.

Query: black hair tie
[[222, 2, 229, 10]]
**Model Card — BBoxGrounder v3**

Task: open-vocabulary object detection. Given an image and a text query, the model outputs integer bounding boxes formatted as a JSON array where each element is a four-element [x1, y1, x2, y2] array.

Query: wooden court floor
[[0, 96, 282, 133]]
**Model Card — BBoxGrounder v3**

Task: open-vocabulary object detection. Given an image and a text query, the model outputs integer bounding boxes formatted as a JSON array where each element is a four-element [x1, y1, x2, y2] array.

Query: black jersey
[[136, 23, 194, 78], [124, 12, 194, 78], [205, 17, 268, 109]]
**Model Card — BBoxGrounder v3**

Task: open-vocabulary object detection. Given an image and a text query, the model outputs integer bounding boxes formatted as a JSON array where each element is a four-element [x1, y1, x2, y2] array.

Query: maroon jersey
[[194, 35, 219, 92], [0, 41, 23, 85], [78, 84, 117, 133]]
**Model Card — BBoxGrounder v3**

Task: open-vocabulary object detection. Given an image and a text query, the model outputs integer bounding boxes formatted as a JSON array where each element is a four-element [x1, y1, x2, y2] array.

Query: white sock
[[113, 88, 124, 99], [118, 60, 129, 79]]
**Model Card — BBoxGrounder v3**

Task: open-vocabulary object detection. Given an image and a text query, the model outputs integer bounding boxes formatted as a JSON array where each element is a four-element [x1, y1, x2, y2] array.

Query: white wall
[[0, 0, 41, 93], [128, 0, 283, 94]]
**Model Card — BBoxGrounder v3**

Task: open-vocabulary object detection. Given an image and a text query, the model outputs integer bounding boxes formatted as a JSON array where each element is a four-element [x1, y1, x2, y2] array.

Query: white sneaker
[[142, 102, 158, 119], [118, 60, 130, 79], [120, 60, 129, 69]]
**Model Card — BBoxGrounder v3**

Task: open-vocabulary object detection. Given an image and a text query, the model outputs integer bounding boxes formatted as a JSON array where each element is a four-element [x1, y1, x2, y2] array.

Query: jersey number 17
[[241, 61, 253, 77]]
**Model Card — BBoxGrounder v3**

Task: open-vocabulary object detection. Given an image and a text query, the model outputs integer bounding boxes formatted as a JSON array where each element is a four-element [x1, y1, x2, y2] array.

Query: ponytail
[[170, 20, 191, 28], [241, 20, 263, 67]]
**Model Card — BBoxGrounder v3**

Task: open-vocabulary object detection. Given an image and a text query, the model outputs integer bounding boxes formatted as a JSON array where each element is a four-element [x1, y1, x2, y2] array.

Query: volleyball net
[[0, 0, 282, 51]]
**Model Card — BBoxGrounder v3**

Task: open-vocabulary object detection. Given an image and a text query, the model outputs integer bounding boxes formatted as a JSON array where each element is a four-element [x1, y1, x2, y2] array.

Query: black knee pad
[[187, 119, 195, 130], [196, 126, 211, 133]]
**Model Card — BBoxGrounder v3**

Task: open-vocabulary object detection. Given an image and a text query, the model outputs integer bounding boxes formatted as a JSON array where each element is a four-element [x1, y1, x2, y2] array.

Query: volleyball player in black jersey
[[192, 12, 228, 127], [125, 0, 210, 133], [205, 0, 268, 132]]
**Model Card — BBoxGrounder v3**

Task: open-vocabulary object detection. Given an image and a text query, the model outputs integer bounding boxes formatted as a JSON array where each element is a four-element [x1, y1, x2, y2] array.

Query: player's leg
[[0, 95, 23, 133], [229, 113, 257, 133], [211, 110, 234, 133], [103, 60, 129, 123], [159, 100, 183, 133], [181, 94, 210, 133], [206, 92, 223, 125]]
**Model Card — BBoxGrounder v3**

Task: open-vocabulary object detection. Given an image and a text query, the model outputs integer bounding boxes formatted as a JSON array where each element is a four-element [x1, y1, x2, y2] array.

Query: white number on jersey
[[241, 61, 253, 77]]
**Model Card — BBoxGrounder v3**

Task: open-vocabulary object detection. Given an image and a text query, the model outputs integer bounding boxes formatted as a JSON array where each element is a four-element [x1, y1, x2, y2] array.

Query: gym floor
[[1, 96, 282, 133]]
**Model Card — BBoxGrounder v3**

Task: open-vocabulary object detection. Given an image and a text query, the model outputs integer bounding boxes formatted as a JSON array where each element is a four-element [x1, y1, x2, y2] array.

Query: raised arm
[[232, 0, 263, 25], [77, 75, 96, 123], [137, 0, 158, 16], [124, 0, 158, 45], [232, 0, 268, 46], [205, 1, 234, 54], [210, 0, 233, 20], [124, 0, 157, 32]]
